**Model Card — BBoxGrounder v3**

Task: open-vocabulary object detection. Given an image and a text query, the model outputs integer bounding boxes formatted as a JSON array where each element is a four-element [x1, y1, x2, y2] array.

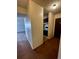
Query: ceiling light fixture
[[49, 3, 57, 10], [53, 4, 56, 6], [52, 4, 56, 9]]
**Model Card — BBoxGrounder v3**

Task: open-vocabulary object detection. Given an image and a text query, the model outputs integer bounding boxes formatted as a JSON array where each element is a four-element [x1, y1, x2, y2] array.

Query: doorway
[[17, 13, 26, 41], [17, 14, 25, 33], [43, 13, 49, 41], [43, 17, 48, 36], [54, 18, 61, 38]]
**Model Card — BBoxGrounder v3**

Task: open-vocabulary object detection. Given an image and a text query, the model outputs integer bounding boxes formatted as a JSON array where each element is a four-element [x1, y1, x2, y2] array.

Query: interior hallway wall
[[17, 6, 32, 47], [54, 13, 61, 36], [48, 12, 55, 39], [28, 0, 43, 49], [54, 13, 61, 19], [17, 6, 27, 15], [48, 12, 61, 39], [24, 16, 32, 48]]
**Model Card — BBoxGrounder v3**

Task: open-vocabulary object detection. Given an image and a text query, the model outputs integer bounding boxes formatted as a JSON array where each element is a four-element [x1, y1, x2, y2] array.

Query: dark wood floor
[[17, 32, 60, 59]]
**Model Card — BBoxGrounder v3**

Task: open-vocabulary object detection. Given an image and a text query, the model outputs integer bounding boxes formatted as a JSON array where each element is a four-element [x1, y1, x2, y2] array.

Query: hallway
[[17, 32, 60, 59], [17, 32, 45, 59]]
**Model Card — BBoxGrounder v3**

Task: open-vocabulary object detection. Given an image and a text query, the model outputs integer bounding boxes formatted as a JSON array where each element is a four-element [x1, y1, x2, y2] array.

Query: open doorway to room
[[54, 18, 61, 39], [43, 12, 49, 42], [17, 12, 32, 43], [17, 13, 26, 41], [43, 16, 48, 36]]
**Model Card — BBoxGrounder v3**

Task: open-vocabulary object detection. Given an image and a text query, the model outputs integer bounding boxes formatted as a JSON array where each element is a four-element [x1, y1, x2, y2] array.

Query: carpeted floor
[[17, 32, 60, 59]]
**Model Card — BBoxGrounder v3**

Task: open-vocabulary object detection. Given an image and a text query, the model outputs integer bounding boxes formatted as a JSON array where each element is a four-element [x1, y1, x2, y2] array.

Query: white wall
[[28, 1, 43, 49], [54, 13, 61, 19], [47, 12, 61, 39], [24, 16, 32, 47], [48, 12, 55, 39], [53, 13, 61, 35]]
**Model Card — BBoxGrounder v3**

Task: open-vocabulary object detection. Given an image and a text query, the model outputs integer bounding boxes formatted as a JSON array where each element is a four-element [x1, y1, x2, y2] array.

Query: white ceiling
[[17, 0, 61, 15]]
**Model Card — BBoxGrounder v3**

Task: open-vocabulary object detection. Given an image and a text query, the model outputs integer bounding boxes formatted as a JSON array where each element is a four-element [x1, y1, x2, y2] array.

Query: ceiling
[[17, 0, 61, 15], [33, 0, 60, 7], [17, 0, 28, 8]]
